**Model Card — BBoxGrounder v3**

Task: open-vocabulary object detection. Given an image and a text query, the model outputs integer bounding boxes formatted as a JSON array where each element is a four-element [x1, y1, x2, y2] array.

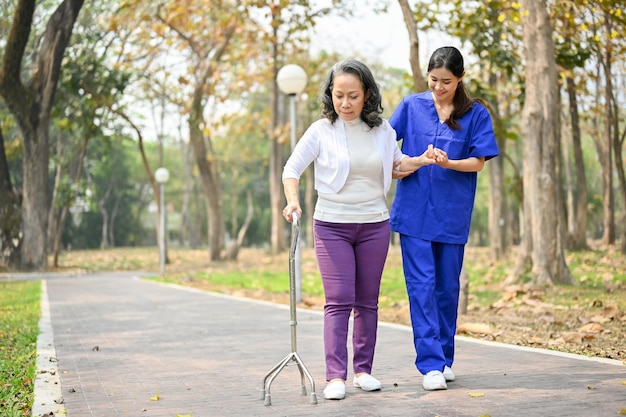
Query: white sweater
[[282, 118, 404, 195]]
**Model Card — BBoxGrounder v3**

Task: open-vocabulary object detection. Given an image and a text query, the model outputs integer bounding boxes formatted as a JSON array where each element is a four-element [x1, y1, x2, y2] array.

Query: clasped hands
[[393, 144, 447, 179]]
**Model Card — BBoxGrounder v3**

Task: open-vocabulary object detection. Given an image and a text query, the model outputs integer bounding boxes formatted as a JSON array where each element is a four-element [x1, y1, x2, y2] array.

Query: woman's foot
[[422, 370, 447, 390], [353, 373, 382, 391], [443, 365, 455, 382], [323, 379, 346, 400]]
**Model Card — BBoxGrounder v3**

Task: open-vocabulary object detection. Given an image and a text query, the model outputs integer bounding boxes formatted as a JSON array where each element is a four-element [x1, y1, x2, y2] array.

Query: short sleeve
[[389, 98, 408, 141], [468, 104, 499, 161]]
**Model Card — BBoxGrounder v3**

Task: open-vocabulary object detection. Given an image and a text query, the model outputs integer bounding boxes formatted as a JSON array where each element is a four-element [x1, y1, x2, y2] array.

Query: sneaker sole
[[423, 383, 447, 390], [354, 384, 381, 392]]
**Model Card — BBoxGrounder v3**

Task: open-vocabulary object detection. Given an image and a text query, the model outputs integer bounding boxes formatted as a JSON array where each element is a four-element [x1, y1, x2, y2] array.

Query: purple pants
[[313, 219, 390, 381]]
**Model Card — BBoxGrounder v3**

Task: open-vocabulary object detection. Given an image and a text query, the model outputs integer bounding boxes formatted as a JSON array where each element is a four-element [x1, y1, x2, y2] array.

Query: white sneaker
[[422, 370, 447, 390], [353, 374, 382, 391], [323, 380, 346, 400], [443, 366, 455, 382]]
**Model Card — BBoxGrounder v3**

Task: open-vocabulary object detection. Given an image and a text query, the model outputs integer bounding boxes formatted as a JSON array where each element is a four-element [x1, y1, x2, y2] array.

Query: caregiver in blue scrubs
[[390, 46, 499, 391]]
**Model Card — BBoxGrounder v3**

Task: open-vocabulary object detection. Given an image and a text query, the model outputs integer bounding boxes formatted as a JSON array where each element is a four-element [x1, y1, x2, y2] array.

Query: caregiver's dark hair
[[320, 59, 384, 128], [428, 46, 479, 130]]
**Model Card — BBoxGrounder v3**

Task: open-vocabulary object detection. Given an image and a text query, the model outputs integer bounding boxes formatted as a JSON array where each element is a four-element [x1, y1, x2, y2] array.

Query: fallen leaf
[[457, 323, 493, 335], [501, 291, 517, 301], [468, 392, 485, 397], [528, 336, 547, 345], [578, 323, 604, 333], [560, 332, 583, 343], [150, 392, 161, 401], [617, 408, 626, 415], [589, 315, 611, 324], [602, 304, 620, 318], [176, 414, 193, 417]]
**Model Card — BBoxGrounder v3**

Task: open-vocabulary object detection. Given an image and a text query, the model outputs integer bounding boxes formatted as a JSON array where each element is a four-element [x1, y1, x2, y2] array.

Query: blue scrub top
[[390, 92, 499, 244]]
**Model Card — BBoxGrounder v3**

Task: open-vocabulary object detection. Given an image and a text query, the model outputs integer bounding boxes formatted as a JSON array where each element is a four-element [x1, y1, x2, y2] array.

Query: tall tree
[[0, 123, 21, 268], [552, 0, 593, 250], [597, 2, 626, 253], [0, 0, 85, 270], [509, 0, 572, 285], [109, 0, 255, 261], [397, 0, 427, 92]]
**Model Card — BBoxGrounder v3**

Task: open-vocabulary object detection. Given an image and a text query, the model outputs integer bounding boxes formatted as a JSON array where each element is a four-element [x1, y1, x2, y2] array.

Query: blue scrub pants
[[399, 235, 464, 375], [314, 219, 390, 381]]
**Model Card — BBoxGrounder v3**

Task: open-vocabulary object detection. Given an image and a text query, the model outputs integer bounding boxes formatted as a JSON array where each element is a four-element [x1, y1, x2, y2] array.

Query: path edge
[[32, 280, 65, 417]]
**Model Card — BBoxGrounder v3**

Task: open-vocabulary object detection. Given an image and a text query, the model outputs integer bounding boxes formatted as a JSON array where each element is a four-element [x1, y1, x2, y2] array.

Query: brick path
[[13, 272, 625, 417]]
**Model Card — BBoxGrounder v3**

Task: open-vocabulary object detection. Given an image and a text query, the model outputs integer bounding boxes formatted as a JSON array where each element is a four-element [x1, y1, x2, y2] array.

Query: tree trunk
[[0, 0, 85, 270], [589, 66, 613, 244], [108, 194, 120, 247], [609, 76, 626, 255], [0, 125, 22, 269], [189, 94, 224, 261], [21, 126, 51, 269], [48, 132, 64, 253], [600, 15, 625, 252], [486, 68, 507, 260], [397, 0, 427, 92], [270, 10, 286, 255], [191, 179, 203, 249], [564, 76, 588, 249], [488, 133, 506, 260], [179, 137, 193, 247], [513, 0, 571, 286], [97, 181, 113, 249], [50, 133, 88, 266], [52, 204, 70, 267], [225, 190, 254, 260]]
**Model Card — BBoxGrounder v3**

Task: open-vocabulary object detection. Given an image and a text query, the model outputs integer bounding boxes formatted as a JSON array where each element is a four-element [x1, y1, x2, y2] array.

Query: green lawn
[[0, 280, 40, 417]]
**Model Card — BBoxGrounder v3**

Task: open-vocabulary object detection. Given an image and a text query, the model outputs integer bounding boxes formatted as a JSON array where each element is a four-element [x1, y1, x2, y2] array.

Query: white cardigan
[[282, 118, 405, 195]]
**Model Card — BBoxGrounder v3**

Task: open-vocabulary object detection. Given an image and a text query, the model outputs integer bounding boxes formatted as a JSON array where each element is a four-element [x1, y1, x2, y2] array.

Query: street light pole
[[276, 64, 307, 302], [154, 167, 170, 276]]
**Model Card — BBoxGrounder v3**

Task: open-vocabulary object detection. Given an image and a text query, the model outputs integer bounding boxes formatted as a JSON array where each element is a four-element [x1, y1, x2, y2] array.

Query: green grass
[[0, 280, 40, 417]]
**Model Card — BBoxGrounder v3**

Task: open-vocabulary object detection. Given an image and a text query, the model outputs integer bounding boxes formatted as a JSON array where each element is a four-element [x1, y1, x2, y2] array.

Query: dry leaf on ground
[[578, 322, 604, 333], [457, 323, 493, 335]]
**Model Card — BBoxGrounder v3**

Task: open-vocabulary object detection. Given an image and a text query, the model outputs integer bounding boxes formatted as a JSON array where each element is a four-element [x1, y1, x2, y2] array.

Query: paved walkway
[[7, 271, 623, 417]]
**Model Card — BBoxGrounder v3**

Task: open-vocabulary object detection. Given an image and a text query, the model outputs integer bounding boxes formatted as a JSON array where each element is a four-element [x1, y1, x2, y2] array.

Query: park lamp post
[[276, 64, 307, 302], [154, 167, 170, 276]]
